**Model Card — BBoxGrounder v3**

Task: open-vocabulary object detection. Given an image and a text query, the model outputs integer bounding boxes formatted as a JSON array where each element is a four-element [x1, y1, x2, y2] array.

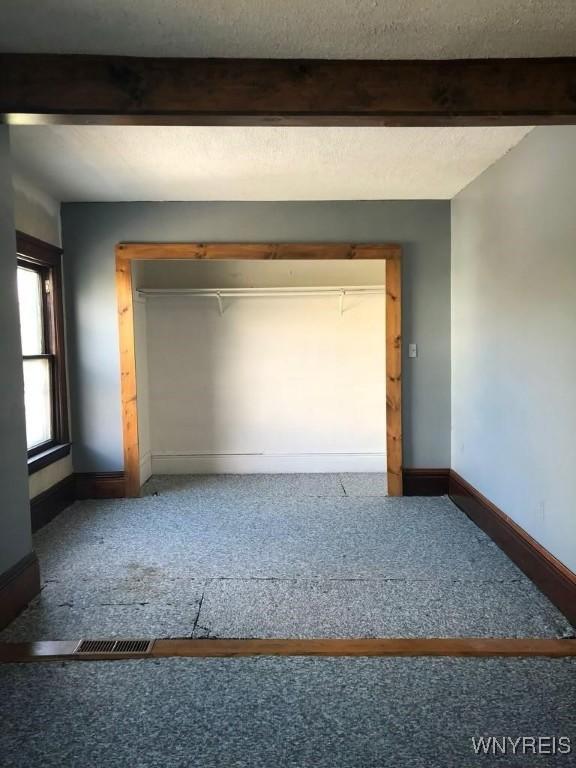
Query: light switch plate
[[408, 343, 417, 358]]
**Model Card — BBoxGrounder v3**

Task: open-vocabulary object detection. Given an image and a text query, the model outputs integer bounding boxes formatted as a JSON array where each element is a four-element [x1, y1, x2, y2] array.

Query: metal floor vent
[[74, 639, 153, 655]]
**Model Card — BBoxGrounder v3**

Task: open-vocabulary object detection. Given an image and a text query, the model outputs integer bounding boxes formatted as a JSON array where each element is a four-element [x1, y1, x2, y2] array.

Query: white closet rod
[[137, 286, 385, 316], [137, 285, 385, 297]]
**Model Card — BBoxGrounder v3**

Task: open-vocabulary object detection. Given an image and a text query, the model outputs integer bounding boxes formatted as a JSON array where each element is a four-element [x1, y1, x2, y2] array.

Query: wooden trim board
[[385, 255, 402, 494], [116, 242, 402, 497], [449, 471, 576, 627], [403, 468, 450, 496], [3, 55, 576, 126], [117, 243, 401, 261], [0, 553, 41, 631], [2, 637, 576, 663], [151, 637, 576, 658], [75, 472, 126, 499]]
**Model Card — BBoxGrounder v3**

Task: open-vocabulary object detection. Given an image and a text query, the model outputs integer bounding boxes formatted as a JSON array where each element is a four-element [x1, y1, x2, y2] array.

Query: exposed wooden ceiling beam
[[2, 54, 576, 126]]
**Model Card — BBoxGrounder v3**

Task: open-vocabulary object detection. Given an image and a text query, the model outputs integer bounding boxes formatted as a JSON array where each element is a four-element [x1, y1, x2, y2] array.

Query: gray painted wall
[[452, 126, 576, 573], [0, 128, 33, 574], [61, 201, 451, 472]]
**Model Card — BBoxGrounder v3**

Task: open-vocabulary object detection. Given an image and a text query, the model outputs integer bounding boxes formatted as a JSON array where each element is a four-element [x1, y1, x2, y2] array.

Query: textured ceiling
[[10, 126, 533, 201], [1, 0, 576, 59]]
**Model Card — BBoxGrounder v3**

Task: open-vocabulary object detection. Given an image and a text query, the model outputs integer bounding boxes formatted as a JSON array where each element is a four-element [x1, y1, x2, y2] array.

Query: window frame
[[16, 232, 70, 473]]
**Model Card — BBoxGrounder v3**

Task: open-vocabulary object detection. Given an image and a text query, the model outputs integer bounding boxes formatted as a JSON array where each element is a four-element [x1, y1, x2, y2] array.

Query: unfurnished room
[[1, 4, 576, 767]]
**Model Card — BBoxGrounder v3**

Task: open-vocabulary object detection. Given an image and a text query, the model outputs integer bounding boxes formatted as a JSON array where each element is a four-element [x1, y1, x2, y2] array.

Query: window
[[16, 232, 70, 472]]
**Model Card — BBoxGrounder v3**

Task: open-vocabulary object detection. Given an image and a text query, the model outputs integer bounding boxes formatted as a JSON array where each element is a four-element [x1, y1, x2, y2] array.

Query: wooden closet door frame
[[116, 242, 402, 496]]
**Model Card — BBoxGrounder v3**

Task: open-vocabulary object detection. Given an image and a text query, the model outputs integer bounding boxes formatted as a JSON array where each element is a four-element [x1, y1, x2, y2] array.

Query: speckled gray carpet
[[1, 657, 575, 768], [1, 474, 573, 640]]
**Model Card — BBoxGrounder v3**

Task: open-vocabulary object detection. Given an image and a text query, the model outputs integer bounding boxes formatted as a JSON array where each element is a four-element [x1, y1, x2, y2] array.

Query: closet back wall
[[138, 261, 386, 474], [61, 201, 451, 472]]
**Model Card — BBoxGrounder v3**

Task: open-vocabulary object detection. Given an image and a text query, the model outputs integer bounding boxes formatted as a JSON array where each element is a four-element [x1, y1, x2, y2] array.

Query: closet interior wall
[[132, 259, 387, 480]]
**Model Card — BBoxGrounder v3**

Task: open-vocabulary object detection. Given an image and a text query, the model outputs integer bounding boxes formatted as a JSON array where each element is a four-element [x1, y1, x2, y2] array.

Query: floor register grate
[[73, 639, 154, 656]]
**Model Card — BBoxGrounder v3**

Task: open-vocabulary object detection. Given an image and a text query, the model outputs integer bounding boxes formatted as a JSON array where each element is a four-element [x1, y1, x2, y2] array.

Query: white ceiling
[[1, 0, 564, 201], [10, 125, 533, 201], [1, 0, 576, 59]]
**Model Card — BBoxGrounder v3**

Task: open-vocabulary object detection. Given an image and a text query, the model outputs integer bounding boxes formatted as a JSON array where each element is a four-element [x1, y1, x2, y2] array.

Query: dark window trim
[[16, 231, 70, 474], [28, 443, 71, 475]]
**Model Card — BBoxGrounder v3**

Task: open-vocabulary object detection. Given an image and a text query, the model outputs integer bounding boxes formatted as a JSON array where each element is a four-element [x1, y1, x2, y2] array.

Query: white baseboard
[[139, 451, 152, 485], [151, 452, 386, 474]]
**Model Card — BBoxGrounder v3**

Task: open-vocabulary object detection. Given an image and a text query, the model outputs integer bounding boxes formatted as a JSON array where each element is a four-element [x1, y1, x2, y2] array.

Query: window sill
[[28, 443, 71, 475]]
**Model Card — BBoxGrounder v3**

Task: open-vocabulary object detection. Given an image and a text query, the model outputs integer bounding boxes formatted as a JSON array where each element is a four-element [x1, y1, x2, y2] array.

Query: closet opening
[[116, 242, 402, 497]]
